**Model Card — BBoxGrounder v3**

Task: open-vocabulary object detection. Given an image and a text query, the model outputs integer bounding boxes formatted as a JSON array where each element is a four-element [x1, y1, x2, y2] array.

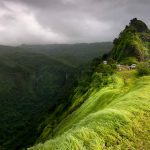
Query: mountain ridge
[[28, 18, 150, 150], [111, 18, 150, 61]]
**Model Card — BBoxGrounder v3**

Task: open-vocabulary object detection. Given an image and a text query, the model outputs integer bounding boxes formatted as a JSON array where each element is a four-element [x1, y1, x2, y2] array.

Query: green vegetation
[[28, 18, 150, 150], [29, 71, 150, 150], [0, 50, 76, 150], [111, 18, 150, 61], [121, 57, 138, 65], [20, 42, 113, 66], [137, 62, 150, 76], [1, 19, 150, 150], [0, 42, 111, 149]]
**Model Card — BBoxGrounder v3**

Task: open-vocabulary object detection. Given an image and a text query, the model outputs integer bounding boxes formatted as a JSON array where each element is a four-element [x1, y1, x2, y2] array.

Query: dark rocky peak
[[129, 18, 148, 32]]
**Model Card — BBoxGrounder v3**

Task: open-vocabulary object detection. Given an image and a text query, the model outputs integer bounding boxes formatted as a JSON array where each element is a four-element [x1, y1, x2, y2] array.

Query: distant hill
[[20, 42, 113, 66]]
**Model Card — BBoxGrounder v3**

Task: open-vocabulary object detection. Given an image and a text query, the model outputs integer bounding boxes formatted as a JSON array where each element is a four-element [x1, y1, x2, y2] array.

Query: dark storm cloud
[[0, 0, 149, 45]]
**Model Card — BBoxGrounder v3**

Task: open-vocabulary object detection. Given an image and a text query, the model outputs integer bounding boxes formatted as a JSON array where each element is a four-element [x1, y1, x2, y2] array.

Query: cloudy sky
[[0, 0, 149, 45]]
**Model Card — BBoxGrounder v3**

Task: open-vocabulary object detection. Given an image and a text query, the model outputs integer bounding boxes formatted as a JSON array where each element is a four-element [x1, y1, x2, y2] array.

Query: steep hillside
[[28, 19, 150, 150], [0, 50, 76, 150], [0, 42, 112, 150], [111, 18, 150, 61], [29, 71, 150, 150], [1, 19, 150, 150]]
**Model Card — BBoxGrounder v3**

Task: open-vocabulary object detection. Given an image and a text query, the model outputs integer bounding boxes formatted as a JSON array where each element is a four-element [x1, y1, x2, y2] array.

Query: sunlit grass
[[28, 72, 150, 150]]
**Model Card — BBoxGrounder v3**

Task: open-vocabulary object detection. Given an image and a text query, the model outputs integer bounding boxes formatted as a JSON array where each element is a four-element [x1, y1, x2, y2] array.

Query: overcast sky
[[0, 0, 149, 45]]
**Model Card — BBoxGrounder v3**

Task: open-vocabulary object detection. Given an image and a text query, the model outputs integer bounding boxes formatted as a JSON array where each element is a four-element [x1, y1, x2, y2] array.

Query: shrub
[[91, 72, 103, 88], [96, 64, 114, 76], [137, 62, 150, 76], [121, 57, 138, 65]]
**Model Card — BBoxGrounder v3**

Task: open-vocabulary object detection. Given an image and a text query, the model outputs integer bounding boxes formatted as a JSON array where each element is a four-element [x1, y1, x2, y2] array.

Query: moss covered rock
[[111, 18, 150, 61]]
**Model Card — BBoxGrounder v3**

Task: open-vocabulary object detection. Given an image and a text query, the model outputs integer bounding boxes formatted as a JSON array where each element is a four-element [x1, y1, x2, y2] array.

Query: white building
[[130, 64, 137, 69], [103, 61, 107, 65]]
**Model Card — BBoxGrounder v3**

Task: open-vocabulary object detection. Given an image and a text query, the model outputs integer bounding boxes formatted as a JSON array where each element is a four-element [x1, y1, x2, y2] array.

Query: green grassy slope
[[28, 71, 150, 150], [111, 18, 150, 61]]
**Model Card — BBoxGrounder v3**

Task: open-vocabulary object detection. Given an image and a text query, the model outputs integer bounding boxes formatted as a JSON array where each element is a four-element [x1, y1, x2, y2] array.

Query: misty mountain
[[0, 42, 112, 149], [20, 42, 113, 66]]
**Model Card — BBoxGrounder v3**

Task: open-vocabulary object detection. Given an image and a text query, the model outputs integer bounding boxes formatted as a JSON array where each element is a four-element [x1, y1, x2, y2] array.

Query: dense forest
[[0, 43, 112, 150]]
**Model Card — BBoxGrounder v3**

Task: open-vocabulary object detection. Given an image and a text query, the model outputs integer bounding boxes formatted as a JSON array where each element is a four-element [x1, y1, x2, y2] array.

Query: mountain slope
[[28, 18, 150, 150], [0, 42, 112, 149], [0, 50, 76, 150], [29, 71, 150, 150], [111, 18, 150, 61]]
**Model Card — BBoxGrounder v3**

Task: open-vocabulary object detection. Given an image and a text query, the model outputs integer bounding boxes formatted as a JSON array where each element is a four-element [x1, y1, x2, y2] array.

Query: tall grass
[[28, 73, 150, 150]]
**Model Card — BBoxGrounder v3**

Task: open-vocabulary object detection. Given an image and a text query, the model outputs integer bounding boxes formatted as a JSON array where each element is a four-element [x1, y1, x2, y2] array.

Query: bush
[[137, 62, 150, 76], [96, 64, 114, 76], [121, 57, 138, 65], [91, 72, 103, 88]]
